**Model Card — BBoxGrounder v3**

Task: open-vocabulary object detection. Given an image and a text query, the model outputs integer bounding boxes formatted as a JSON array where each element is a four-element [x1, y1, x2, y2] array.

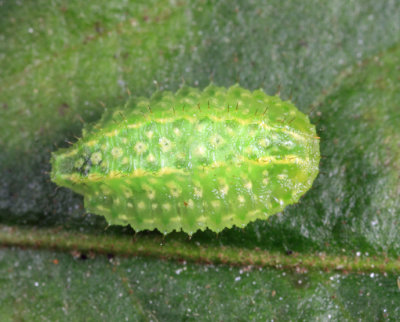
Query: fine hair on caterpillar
[[51, 84, 320, 235]]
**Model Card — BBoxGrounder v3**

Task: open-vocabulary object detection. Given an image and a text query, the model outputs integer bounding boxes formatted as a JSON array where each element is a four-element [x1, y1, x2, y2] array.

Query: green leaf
[[1, 0, 400, 319], [1, 248, 399, 320]]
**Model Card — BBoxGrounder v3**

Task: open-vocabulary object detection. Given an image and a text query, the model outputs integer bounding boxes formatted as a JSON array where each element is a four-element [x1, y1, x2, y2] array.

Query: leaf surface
[[1, 0, 400, 319]]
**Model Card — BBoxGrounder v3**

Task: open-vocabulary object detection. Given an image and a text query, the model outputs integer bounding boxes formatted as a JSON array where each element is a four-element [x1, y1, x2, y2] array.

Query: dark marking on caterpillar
[[51, 84, 320, 235]]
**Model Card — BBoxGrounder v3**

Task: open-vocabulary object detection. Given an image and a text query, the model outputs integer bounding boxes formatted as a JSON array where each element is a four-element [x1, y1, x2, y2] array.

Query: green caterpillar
[[51, 84, 320, 235]]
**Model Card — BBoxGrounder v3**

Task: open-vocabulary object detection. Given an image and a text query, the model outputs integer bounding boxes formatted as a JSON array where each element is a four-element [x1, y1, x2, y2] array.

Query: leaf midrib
[[1, 224, 398, 273]]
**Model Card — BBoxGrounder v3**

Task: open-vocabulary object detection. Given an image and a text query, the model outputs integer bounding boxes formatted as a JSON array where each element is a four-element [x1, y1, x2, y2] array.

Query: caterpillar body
[[51, 84, 320, 235]]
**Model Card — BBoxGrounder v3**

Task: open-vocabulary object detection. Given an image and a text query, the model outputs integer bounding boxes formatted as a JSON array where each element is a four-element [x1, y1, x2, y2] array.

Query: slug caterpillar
[[51, 84, 320, 235]]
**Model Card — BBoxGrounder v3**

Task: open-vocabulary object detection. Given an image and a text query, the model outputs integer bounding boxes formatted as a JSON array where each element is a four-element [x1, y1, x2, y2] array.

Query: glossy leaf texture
[[1, 0, 400, 319]]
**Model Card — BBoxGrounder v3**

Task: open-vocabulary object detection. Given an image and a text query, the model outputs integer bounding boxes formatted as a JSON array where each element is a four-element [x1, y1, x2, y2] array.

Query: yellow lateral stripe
[[61, 154, 306, 183]]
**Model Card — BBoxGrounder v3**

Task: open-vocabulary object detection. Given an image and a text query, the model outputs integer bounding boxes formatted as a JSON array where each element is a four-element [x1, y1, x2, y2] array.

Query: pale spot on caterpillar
[[237, 195, 245, 204], [175, 152, 186, 161], [137, 201, 146, 210], [244, 146, 255, 155], [222, 214, 235, 221], [273, 197, 285, 207], [146, 130, 154, 139], [162, 203, 172, 211], [128, 123, 140, 129], [258, 138, 271, 148], [142, 184, 156, 200], [100, 184, 112, 195], [148, 177, 158, 184], [159, 137, 172, 152], [167, 182, 182, 197], [197, 215, 207, 223], [147, 153, 156, 163], [90, 152, 102, 165], [186, 199, 194, 209], [74, 158, 84, 168], [195, 123, 206, 132], [95, 205, 110, 213], [134, 142, 147, 154], [106, 129, 119, 137], [122, 186, 133, 198], [193, 185, 203, 198], [209, 134, 225, 148], [194, 145, 207, 157], [211, 200, 221, 209], [218, 179, 229, 196], [173, 127, 181, 136], [283, 140, 294, 148], [277, 174, 288, 180], [111, 147, 123, 158], [86, 140, 98, 147], [226, 127, 235, 136], [244, 180, 253, 190]]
